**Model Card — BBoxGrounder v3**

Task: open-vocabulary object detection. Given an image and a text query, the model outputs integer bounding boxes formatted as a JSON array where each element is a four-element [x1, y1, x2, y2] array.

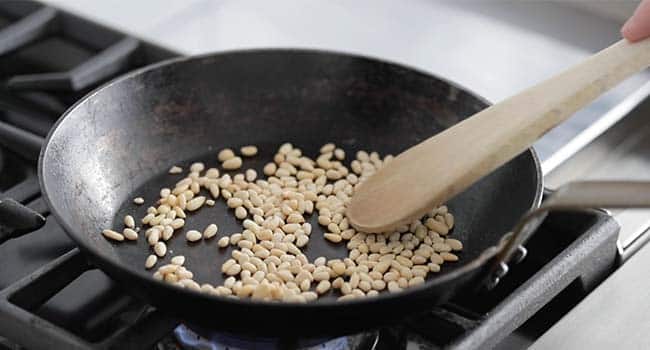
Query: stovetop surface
[[0, 2, 622, 349]]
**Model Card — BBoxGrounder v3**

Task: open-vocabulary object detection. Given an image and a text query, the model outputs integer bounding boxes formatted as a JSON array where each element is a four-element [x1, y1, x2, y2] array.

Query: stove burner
[[174, 325, 379, 350]]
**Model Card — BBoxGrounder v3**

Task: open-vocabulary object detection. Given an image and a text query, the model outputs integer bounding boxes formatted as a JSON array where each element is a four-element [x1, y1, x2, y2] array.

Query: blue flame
[[174, 324, 351, 350]]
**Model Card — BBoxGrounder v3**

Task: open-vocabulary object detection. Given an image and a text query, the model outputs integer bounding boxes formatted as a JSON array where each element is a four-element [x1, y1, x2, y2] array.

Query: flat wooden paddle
[[347, 37, 650, 233]]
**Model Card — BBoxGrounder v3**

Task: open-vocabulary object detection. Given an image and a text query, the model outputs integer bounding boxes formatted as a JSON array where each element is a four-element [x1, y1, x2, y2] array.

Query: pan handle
[[488, 181, 650, 288], [0, 198, 46, 244]]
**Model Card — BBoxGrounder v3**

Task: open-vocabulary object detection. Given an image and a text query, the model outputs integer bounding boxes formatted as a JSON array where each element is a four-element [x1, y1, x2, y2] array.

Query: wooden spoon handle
[[467, 38, 650, 156], [348, 38, 650, 232]]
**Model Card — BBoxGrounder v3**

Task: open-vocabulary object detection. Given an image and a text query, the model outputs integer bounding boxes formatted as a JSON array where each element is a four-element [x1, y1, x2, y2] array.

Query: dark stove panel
[[0, 149, 31, 193]]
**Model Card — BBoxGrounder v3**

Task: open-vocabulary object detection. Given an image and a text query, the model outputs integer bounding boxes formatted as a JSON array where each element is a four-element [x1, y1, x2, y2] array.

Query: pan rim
[[38, 48, 543, 310]]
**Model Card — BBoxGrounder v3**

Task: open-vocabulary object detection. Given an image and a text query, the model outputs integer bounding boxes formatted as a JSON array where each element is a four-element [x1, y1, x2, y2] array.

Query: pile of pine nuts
[[102, 143, 462, 302]]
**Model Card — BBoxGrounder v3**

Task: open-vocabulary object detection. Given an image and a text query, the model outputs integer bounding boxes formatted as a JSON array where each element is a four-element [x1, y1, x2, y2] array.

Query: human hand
[[622, 0, 650, 42]]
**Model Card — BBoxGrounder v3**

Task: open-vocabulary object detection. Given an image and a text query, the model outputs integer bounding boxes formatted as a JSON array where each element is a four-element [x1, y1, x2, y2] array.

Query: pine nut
[[203, 224, 218, 239], [225, 263, 242, 276], [160, 188, 172, 199], [123, 228, 138, 240], [428, 263, 441, 272], [145, 255, 157, 269], [445, 238, 463, 251], [102, 230, 124, 241], [408, 276, 425, 287], [324, 233, 342, 243], [171, 255, 185, 265], [166, 165, 182, 174], [358, 280, 372, 292], [245, 169, 257, 182], [186, 196, 206, 211], [223, 157, 243, 170], [218, 236, 230, 247], [227, 197, 243, 208], [371, 279, 386, 290], [133, 197, 145, 205], [218, 148, 235, 162], [235, 206, 247, 219], [411, 255, 427, 265], [387, 281, 401, 293], [176, 268, 194, 280], [425, 218, 449, 235], [263, 163, 277, 176], [147, 228, 160, 245], [432, 243, 452, 252], [241, 146, 258, 157], [170, 218, 185, 229], [186, 230, 202, 242], [190, 162, 205, 173], [123, 215, 135, 228], [440, 252, 459, 262], [158, 264, 178, 275], [334, 148, 345, 160], [154, 242, 167, 257], [316, 280, 331, 294], [444, 213, 455, 229]]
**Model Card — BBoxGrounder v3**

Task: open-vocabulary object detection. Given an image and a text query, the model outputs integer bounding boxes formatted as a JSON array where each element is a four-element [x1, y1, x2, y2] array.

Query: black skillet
[[30, 49, 541, 338]]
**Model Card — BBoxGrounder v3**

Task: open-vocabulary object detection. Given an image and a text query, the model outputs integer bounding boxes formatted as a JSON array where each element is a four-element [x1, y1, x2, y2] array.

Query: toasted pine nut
[[218, 148, 235, 162], [240, 146, 258, 157], [186, 196, 206, 211], [387, 281, 401, 293], [408, 276, 425, 287], [169, 166, 183, 174], [186, 230, 202, 242], [171, 255, 185, 265], [425, 218, 449, 235], [245, 169, 257, 182], [203, 224, 218, 239], [123, 228, 138, 240], [263, 162, 277, 176], [145, 254, 157, 269], [216, 236, 229, 248], [324, 233, 342, 243], [223, 157, 243, 170], [170, 218, 185, 229], [428, 263, 441, 272], [334, 148, 345, 160], [190, 162, 205, 173], [445, 238, 463, 251], [123, 215, 135, 228], [432, 243, 452, 253], [154, 242, 167, 257], [102, 229, 124, 241], [440, 252, 459, 262]]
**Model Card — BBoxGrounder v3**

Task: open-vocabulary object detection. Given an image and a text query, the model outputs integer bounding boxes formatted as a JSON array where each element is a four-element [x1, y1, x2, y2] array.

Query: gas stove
[[0, 1, 629, 349]]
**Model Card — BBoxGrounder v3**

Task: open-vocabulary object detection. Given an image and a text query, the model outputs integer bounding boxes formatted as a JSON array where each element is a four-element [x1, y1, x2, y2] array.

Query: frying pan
[[13, 49, 545, 338]]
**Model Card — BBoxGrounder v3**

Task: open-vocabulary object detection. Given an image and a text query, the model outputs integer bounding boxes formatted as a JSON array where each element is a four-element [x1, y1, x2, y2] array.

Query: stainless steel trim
[[542, 81, 650, 175]]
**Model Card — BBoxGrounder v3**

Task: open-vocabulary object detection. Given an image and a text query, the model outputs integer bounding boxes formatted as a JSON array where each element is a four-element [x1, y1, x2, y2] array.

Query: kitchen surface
[[0, 1, 649, 349]]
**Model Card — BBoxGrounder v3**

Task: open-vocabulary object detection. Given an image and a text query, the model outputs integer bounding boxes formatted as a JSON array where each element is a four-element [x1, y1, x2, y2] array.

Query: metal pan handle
[[488, 181, 650, 288], [0, 198, 46, 244]]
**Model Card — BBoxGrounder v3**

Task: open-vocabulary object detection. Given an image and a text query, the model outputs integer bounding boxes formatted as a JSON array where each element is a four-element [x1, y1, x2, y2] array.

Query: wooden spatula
[[347, 37, 650, 233]]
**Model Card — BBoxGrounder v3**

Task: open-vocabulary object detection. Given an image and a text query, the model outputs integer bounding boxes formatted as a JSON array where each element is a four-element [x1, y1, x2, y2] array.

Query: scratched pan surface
[[39, 49, 541, 338]]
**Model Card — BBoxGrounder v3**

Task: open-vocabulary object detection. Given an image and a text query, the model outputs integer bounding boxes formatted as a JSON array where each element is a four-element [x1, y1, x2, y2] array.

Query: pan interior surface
[[40, 50, 540, 305]]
